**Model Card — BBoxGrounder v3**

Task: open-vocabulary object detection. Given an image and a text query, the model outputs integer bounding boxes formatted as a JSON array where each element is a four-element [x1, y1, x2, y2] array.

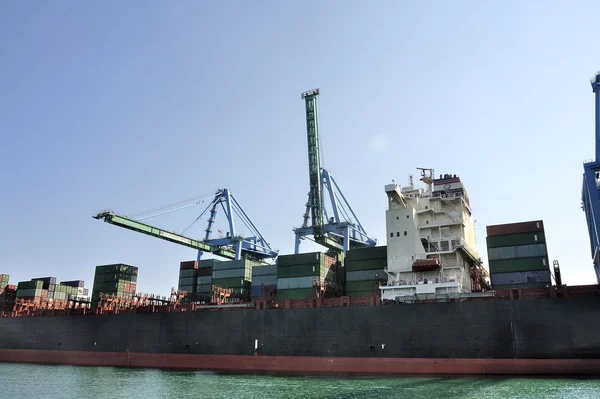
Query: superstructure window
[[390, 232, 393, 237], [406, 215, 409, 219], [396, 232, 400, 237], [404, 231, 407, 236]]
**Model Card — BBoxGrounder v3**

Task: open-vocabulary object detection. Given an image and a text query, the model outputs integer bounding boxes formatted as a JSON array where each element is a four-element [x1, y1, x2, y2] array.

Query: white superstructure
[[380, 169, 485, 301]]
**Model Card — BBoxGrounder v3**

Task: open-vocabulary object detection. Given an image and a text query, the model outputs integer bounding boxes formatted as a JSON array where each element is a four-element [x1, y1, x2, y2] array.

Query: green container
[[275, 288, 314, 300], [345, 246, 387, 262], [346, 280, 378, 292], [486, 232, 546, 248], [488, 257, 549, 274], [95, 264, 138, 276], [277, 264, 320, 278], [211, 277, 250, 289], [277, 252, 324, 267], [492, 283, 549, 290], [345, 258, 388, 272]]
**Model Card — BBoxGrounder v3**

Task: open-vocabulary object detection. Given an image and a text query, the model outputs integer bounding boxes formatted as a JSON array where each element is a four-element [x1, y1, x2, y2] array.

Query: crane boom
[[302, 88, 324, 240], [93, 211, 237, 259]]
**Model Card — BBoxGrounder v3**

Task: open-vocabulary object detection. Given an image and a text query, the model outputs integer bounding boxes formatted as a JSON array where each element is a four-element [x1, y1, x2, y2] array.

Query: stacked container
[[16, 280, 44, 303], [52, 285, 79, 303], [178, 259, 216, 302], [0, 284, 17, 312], [212, 259, 262, 300], [0, 274, 9, 291], [196, 260, 215, 301], [251, 264, 277, 298], [91, 264, 138, 307], [31, 277, 56, 299], [486, 220, 551, 289], [276, 252, 339, 300], [61, 280, 88, 300], [345, 246, 388, 297]]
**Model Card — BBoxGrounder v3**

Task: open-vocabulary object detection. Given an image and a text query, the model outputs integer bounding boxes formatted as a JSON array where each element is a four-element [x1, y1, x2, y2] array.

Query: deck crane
[[583, 71, 600, 283], [94, 188, 278, 262], [294, 88, 377, 255]]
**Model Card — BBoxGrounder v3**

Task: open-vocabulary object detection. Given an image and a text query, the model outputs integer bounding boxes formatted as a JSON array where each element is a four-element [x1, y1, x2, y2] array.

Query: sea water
[[0, 363, 599, 399]]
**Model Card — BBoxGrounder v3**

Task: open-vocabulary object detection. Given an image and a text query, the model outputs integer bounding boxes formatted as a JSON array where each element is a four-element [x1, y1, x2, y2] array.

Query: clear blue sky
[[2, 1, 600, 295]]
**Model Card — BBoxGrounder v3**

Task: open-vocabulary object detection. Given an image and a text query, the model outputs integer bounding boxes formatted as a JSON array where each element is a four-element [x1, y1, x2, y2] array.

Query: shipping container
[[60, 280, 85, 288], [196, 267, 213, 277], [252, 275, 278, 287], [211, 277, 250, 289], [490, 270, 552, 286], [95, 264, 138, 275], [345, 258, 388, 272], [178, 285, 195, 293], [277, 276, 316, 290], [345, 246, 387, 262], [346, 269, 387, 282], [486, 232, 546, 248], [488, 257, 549, 274], [179, 269, 197, 278], [346, 280, 379, 292], [275, 288, 314, 300], [486, 220, 544, 237], [213, 259, 264, 271], [252, 265, 278, 277], [197, 276, 212, 285], [212, 268, 247, 279], [180, 260, 198, 270], [179, 277, 196, 287], [487, 243, 547, 261], [196, 284, 212, 294], [277, 252, 322, 267]]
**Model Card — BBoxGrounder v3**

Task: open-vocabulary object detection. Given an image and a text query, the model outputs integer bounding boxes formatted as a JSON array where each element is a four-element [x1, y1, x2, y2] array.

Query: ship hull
[[1, 296, 600, 375], [1, 350, 600, 375]]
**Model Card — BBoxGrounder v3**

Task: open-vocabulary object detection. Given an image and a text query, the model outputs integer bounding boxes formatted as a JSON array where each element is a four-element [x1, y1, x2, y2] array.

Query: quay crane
[[94, 188, 278, 261], [583, 72, 600, 283], [293, 88, 377, 255]]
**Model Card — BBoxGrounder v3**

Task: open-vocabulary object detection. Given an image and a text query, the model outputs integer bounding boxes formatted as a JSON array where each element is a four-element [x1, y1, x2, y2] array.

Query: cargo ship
[[2, 79, 600, 376]]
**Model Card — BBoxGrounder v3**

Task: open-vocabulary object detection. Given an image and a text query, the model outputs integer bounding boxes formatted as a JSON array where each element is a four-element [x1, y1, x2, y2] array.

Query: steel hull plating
[[1, 297, 600, 375]]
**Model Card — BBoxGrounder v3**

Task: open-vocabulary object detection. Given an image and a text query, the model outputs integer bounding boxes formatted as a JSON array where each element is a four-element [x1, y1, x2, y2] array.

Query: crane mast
[[295, 88, 377, 255], [302, 88, 324, 240]]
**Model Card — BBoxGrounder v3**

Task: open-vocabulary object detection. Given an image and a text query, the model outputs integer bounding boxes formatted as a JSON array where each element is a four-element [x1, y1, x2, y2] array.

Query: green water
[[1, 363, 599, 398]]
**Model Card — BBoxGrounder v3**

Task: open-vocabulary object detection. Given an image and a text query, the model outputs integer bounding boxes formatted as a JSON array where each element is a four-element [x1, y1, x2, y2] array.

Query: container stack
[[0, 284, 17, 312], [196, 260, 215, 301], [31, 277, 56, 299], [178, 259, 217, 301], [212, 259, 261, 301], [0, 274, 9, 291], [486, 220, 551, 290], [16, 280, 44, 303], [251, 264, 277, 298], [345, 246, 387, 297], [61, 280, 89, 300], [91, 264, 138, 307], [276, 252, 339, 300]]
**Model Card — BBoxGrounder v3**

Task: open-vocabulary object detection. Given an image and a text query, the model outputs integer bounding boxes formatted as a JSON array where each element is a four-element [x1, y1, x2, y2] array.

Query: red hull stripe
[[0, 350, 599, 375]]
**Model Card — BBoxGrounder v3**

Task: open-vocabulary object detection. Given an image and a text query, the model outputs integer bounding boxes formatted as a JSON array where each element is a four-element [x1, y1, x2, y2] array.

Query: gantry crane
[[582, 72, 600, 283], [94, 188, 278, 261], [294, 89, 377, 255]]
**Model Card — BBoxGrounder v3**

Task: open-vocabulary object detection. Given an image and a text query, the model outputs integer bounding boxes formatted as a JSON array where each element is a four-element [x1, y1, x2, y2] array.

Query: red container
[[196, 267, 212, 277], [180, 260, 198, 270], [486, 220, 544, 237]]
